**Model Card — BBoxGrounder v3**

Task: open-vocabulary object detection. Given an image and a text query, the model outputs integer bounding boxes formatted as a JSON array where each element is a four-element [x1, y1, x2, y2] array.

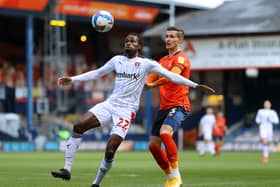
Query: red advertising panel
[[0, 0, 48, 11], [55, 0, 159, 23]]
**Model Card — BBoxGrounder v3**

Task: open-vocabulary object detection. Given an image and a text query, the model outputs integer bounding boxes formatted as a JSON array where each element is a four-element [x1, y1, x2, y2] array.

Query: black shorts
[[151, 106, 189, 137], [213, 136, 224, 141]]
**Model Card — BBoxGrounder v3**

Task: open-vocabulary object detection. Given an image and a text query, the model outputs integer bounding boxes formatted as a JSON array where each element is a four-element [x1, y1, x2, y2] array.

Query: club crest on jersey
[[134, 62, 141, 68], [178, 57, 185, 64]]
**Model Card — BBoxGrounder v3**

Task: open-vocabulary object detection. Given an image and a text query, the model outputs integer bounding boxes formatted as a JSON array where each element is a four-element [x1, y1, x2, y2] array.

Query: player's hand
[[57, 76, 72, 86], [196, 84, 215, 93], [144, 82, 155, 90]]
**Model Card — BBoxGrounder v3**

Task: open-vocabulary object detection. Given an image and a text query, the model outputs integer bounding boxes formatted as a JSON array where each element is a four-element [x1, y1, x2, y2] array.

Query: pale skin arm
[[224, 125, 229, 135]]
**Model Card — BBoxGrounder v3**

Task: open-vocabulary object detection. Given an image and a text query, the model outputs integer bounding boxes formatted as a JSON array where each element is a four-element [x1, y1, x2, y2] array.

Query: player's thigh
[[214, 136, 223, 144], [204, 131, 213, 141], [111, 107, 136, 139], [259, 127, 272, 141], [88, 101, 113, 126], [151, 109, 169, 137], [162, 106, 188, 132], [266, 129, 273, 142]]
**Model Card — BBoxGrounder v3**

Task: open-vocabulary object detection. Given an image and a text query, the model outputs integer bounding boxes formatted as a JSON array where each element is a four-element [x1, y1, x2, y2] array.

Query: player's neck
[[168, 47, 181, 56], [126, 51, 138, 58]]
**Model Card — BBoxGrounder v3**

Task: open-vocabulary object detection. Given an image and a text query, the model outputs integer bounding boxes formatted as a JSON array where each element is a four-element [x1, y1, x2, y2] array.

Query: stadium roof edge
[[142, 0, 280, 37]]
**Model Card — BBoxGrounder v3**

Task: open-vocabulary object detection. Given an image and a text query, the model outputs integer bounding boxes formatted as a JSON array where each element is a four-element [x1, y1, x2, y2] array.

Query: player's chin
[[125, 46, 135, 49], [165, 45, 172, 50]]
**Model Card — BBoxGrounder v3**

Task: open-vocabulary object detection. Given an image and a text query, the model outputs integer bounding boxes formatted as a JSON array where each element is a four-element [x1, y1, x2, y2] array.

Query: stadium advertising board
[[0, 0, 48, 11], [184, 35, 280, 70], [59, 140, 145, 151], [55, 0, 159, 23], [60, 141, 107, 151], [222, 142, 280, 152]]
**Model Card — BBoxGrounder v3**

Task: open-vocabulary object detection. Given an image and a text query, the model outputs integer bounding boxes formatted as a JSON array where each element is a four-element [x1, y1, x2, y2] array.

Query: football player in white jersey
[[51, 33, 215, 187], [255, 100, 279, 163], [198, 107, 216, 156]]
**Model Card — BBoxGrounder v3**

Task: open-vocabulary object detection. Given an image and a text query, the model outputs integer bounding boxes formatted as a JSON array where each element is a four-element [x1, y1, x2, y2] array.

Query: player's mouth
[[166, 43, 172, 48], [125, 46, 135, 50]]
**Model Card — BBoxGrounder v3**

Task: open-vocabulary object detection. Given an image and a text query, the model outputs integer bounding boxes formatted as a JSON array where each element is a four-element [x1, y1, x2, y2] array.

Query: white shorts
[[203, 130, 213, 141], [259, 126, 273, 142], [89, 101, 136, 139]]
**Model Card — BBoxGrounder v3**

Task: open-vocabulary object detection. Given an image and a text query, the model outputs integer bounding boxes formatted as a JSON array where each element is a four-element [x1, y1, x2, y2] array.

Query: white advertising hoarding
[[183, 35, 280, 70]]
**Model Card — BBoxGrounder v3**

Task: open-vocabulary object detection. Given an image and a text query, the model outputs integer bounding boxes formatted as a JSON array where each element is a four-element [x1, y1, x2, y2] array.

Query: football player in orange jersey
[[213, 111, 228, 156], [146, 27, 214, 187]]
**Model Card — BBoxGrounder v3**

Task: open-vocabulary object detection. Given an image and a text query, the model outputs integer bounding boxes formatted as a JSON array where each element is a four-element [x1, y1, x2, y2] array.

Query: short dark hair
[[166, 26, 184, 38]]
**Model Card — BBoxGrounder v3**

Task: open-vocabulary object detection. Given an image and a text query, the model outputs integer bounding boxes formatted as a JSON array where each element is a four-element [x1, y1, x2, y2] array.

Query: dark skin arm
[[57, 76, 72, 86]]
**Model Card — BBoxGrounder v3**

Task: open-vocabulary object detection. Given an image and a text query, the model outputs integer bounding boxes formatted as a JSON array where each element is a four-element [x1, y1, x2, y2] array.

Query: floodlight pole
[[169, 1, 184, 150], [169, 0, 175, 26], [26, 15, 34, 130]]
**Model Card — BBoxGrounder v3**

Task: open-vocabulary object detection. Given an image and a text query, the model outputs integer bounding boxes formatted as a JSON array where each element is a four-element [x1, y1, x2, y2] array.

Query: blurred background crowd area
[[0, 0, 280, 152]]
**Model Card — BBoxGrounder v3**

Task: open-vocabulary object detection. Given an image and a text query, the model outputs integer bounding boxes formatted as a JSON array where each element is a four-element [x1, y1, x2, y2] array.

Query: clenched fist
[[57, 76, 72, 86]]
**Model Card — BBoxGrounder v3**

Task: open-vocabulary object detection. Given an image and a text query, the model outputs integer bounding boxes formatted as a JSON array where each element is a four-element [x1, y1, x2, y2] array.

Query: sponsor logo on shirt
[[116, 72, 140, 80]]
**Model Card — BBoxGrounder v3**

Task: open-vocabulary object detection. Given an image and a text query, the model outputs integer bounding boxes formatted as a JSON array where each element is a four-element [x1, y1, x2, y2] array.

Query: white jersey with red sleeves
[[71, 55, 198, 111]]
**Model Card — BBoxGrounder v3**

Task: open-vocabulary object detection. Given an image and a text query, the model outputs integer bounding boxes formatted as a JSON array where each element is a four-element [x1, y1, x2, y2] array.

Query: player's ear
[[137, 43, 142, 50], [178, 36, 184, 44]]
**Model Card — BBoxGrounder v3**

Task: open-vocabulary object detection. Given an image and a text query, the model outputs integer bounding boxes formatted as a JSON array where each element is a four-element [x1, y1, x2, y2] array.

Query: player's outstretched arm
[[149, 61, 215, 93], [196, 85, 215, 93], [149, 61, 197, 87], [70, 57, 117, 83], [146, 82, 215, 93], [57, 76, 72, 86]]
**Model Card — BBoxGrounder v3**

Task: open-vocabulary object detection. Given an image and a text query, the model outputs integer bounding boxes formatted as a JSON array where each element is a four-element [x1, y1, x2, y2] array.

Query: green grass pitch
[[0, 151, 280, 187]]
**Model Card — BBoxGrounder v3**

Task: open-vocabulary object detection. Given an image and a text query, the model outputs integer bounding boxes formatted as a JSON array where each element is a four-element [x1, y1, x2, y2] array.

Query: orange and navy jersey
[[213, 117, 226, 136], [159, 51, 191, 111]]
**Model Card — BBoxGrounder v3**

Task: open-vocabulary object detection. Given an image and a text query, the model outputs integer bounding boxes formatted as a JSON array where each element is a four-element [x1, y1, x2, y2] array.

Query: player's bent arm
[[225, 127, 229, 135], [71, 62, 114, 83], [146, 73, 159, 83], [271, 111, 279, 124], [149, 66, 182, 87], [255, 110, 261, 124], [149, 61, 198, 88]]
